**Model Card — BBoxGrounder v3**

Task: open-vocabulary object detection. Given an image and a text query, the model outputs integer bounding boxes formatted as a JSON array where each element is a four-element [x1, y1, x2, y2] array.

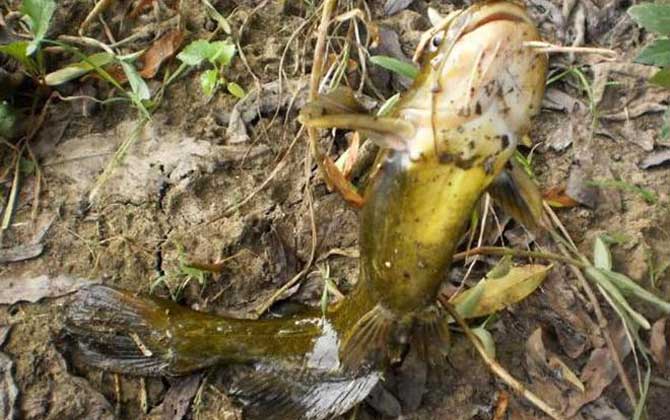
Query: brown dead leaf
[[526, 328, 580, 413], [322, 156, 364, 208], [148, 373, 204, 420], [640, 148, 670, 170], [0, 274, 99, 304], [139, 29, 185, 79], [128, 0, 155, 19], [0, 325, 18, 420], [650, 318, 668, 368], [492, 391, 509, 420], [543, 186, 579, 208], [337, 132, 360, 179], [565, 324, 631, 417], [0, 242, 44, 264]]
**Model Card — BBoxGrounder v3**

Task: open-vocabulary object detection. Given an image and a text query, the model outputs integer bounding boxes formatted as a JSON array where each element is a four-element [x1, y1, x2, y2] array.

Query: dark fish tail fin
[[64, 285, 186, 376]]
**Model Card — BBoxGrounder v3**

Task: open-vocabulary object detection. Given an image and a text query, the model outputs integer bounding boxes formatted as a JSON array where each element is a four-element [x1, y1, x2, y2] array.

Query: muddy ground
[[1, 0, 670, 419]]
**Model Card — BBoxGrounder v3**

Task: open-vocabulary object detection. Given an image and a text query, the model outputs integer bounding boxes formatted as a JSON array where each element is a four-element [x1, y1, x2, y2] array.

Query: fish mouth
[[459, 2, 533, 39]]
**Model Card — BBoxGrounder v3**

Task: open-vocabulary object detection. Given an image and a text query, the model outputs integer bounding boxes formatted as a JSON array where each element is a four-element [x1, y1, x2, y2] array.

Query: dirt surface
[[1, 0, 670, 419]]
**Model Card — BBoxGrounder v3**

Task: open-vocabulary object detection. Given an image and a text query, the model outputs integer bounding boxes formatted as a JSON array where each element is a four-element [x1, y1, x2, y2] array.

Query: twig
[[544, 205, 638, 407], [440, 299, 566, 420], [79, 0, 116, 35], [218, 126, 304, 218], [1, 147, 22, 232], [452, 246, 587, 268], [523, 41, 617, 61], [253, 0, 338, 316], [59, 35, 117, 55]]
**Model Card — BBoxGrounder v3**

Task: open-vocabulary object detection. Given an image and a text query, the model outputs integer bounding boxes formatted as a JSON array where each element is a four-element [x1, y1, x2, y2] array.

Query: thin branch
[[440, 299, 566, 420], [452, 246, 587, 268]]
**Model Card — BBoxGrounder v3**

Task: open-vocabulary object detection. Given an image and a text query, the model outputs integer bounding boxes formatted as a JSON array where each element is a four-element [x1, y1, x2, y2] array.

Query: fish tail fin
[[338, 304, 395, 372], [411, 305, 452, 366], [227, 364, 381, 420], [63, 285, 197, 376], [488, 159, 545, 232]]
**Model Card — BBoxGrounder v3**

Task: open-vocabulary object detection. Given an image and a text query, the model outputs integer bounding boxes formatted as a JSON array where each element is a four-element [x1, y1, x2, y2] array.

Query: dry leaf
[[543, 186, 579, 208], [0, 274, 99, 304], [0, 326, 18, 420], [139, 29, 185, 79], [650, 318, 668, 368], [566, 324, 631, 416], [451, 264, 551, 318], [148, 373, 204, 420], [322, 156, 364, 208]]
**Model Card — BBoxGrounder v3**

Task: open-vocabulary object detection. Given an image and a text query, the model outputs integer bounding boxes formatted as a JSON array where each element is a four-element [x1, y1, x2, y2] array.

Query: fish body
[[65, 2, 547, 419]]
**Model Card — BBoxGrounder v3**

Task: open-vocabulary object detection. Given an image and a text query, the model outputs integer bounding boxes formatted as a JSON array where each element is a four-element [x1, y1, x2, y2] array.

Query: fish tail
[[63, 284, 177, 375], [64, 285, 327, 376]]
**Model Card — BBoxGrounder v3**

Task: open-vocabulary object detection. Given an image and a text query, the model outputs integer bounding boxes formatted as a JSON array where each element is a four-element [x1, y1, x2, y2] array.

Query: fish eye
[[429, 33, 443, 52]]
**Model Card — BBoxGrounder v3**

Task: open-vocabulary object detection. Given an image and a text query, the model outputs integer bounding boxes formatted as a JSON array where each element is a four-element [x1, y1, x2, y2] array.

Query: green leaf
[[369, 55, 419, 80], [208, 41, 235, 66], [636, 38, 670, 66], [44, 52, 114, 86], [471, 327, 496, 359], [452, 264, 550, 319], [0, 102, 18, 139], [585, 267, 651, 329], [650, 67, 670, 87], [177, 40, 210, 66], [628, 4, 670, 35], [0, 41, 37, 73], [227, 81, 246, 99], [200, 69, 219, 96], [601, 268, 670, 313], [593, 236, 612, 271], [177, 39, 236, 67], [120, 61, 151, 101], [21, 0, 56, 55], [377, 93, 400, 117]]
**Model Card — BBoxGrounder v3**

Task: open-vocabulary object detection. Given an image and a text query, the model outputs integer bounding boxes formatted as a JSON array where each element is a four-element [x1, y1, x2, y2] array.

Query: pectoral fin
[[411, 305, 451, 366], [339, 304, 395, 372], [227, 364, 381, 420], [488, 160, 544, 231]]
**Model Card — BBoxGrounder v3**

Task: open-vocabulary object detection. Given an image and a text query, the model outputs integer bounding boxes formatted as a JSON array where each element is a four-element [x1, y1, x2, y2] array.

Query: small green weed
[[629, 2, 670, 138], [176, 39, 244, 98]]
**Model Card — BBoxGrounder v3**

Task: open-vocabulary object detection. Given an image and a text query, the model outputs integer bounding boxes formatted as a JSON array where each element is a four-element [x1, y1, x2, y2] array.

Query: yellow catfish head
[[398, 1, 547, 173]]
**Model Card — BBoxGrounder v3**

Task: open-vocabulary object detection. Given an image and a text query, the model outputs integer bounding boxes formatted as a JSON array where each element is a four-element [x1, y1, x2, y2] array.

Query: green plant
[[151, 244, 209, 301], [176, 39, 244, 98], [629, 2, 670, 138], [0, 0, 56, 77]]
